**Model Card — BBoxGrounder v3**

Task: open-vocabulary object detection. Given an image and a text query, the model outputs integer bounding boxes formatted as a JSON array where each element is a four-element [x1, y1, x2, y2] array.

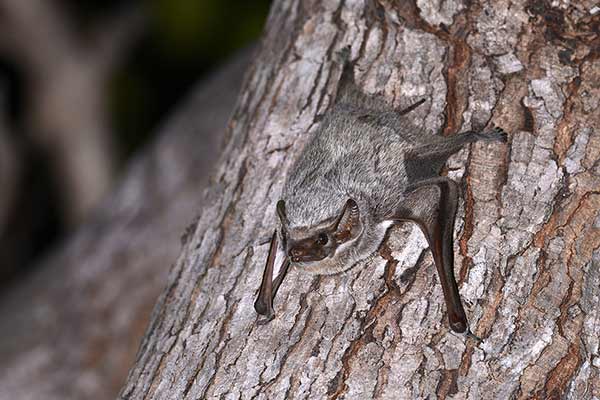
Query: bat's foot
[[479, 126, 508, 143]]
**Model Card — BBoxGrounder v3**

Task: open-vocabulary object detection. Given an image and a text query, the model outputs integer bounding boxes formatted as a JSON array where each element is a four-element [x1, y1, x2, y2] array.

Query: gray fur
[[279, 66, 507, 275]]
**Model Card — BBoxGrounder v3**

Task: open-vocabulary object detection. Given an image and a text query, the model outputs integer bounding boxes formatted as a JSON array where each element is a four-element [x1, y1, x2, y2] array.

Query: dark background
[[0, 0, 271, 286]]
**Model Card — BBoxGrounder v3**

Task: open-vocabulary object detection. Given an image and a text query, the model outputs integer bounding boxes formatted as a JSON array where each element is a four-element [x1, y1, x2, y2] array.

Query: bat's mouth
[[289, 254, 355, 276], [287, 244, 329, 263], [289, 254, 327, 263]]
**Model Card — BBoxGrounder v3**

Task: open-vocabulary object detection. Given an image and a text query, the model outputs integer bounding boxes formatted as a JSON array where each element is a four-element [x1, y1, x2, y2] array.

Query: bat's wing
[[390, 177, 470, 334]]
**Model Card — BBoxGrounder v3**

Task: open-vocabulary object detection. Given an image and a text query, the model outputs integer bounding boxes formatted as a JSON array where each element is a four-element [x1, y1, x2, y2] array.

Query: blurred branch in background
[[0, 0, 269, 395], [0, 0, 146, 226], [0, 85, 19, 236], [0, 47, 253, 400], [0, 0, 270, 285]]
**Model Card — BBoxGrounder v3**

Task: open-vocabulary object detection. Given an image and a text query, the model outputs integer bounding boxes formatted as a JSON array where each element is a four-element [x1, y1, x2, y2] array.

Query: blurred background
[[0, 0, 270, 287], [0, 1, 271, 398]]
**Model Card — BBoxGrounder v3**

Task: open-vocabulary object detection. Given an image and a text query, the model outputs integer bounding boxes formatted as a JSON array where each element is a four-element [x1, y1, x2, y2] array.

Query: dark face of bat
[[286, 231, 334, 262], [255, 198, 363, 321], [277, 199, 361, 264]]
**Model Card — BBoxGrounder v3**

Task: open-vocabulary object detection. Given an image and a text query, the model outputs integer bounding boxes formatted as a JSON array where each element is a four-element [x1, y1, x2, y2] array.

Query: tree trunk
[[121, 1, 600, 399], [0, 50, 250, 400]]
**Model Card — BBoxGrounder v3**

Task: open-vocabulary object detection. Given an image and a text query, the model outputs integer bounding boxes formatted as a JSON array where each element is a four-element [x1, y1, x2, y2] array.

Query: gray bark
[[119, 1, 600, 399], [0, 50, 251, 400]]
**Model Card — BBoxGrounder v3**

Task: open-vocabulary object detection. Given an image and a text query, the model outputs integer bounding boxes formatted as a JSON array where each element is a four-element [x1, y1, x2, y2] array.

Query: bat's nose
[[288, 243, 325, 263], [289, 248, 302, 261]]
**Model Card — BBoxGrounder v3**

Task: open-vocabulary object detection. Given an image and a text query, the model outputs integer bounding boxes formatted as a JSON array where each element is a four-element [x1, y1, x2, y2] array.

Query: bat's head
[[276, 198, 363, 273]]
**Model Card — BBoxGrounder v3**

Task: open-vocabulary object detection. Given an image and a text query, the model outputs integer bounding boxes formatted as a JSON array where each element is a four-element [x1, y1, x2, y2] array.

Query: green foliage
[[150, 0, 270, 60], [113, 0, 271, 158], [67, 0, 271, 159]]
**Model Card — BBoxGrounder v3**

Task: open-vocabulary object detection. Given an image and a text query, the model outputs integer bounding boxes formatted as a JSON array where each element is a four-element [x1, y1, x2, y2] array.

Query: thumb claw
[[465, 329, 482, 343], [256, 313, 275, 325]]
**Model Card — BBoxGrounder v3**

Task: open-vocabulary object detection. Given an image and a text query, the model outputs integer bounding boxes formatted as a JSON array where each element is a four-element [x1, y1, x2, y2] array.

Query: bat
[[255, 54, 506, 338]]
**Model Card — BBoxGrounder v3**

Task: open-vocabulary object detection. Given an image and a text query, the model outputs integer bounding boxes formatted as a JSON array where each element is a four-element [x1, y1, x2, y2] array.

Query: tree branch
[[88, 4, 147, 77]]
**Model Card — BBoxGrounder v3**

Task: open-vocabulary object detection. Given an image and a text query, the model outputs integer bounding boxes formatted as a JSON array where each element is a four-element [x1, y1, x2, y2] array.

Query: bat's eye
[[316, 233, 328, 245]]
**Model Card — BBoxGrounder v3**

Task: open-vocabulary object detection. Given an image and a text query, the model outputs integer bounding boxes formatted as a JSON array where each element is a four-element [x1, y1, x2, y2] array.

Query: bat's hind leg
[[448, 126, 507, 150], [471, 126, 507, 143], [409, 126, 507, 162]]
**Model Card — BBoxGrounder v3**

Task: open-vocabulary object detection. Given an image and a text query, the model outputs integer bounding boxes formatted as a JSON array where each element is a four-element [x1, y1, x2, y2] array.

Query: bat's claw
[[254, 298, 275, 325], [479, 126, 508, 143], [254, 298, 272, 315], [335, 45, 352, 64], [465, 329, 482, 343], [256, 314, 275, 325]]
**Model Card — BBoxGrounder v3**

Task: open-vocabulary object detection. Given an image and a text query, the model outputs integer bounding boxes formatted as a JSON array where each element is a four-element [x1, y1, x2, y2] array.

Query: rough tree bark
[[0, 50, 251, 400], [117, 0, 600, 399]]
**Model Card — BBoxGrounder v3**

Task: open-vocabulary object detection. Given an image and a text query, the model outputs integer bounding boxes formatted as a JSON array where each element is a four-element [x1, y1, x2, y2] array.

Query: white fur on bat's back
[[280, 84, 428, 275], [282, 105, 416, 230]]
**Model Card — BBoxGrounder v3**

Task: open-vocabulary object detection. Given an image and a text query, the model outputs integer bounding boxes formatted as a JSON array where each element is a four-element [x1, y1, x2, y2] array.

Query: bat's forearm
[[394, 178, 468, 334]]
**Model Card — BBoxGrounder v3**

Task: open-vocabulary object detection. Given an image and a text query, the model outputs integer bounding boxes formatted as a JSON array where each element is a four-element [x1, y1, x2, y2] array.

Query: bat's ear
[[333, 199, 361, 241], [276, 200, 289, 227]]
